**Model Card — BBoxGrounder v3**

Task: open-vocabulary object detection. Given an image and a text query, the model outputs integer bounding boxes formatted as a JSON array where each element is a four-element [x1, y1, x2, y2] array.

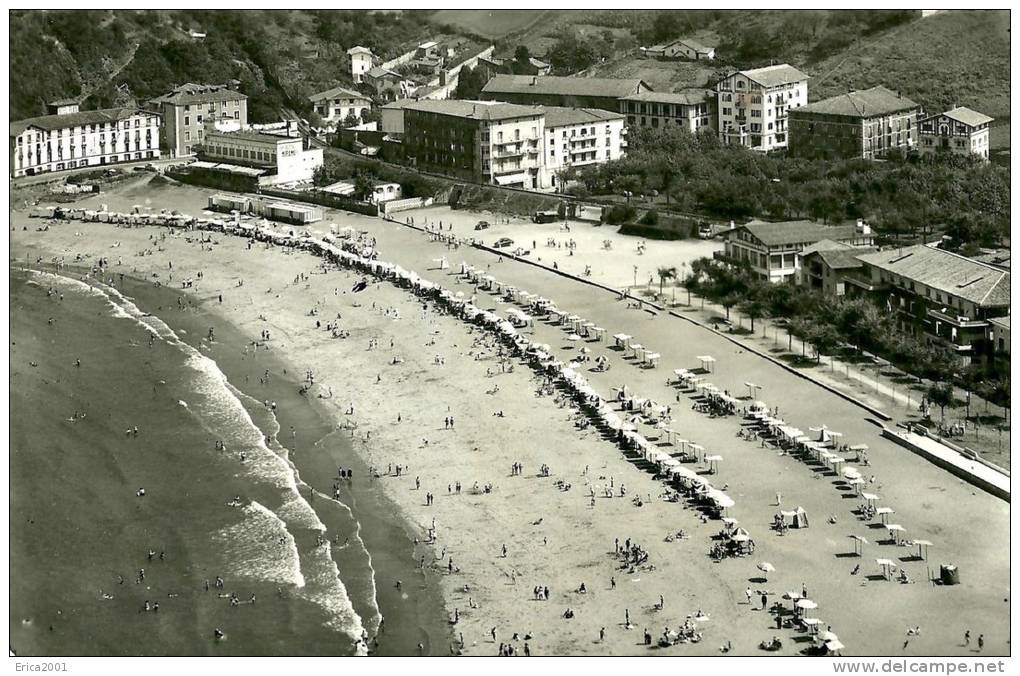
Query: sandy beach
[[10, 175, 1010, 656]]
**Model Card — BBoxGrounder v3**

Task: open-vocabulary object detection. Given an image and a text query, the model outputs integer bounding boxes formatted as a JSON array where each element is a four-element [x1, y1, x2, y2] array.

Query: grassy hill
[[429, 10, 548, 40], [810, 10, 1010, 119]]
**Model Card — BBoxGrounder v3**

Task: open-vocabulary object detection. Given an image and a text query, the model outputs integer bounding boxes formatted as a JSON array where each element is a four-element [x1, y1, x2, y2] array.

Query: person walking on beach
[[978, 634, 984, 652], [964, 630, 970, 647], [776, 492, 782, 507]]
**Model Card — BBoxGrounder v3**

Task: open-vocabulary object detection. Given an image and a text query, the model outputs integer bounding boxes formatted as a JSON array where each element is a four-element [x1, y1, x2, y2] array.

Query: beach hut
[[613, 333, 632, 349], [644, 352, 661, 368], [590, 327, 606, 342], [696, 355, 716, 373], [780, 506, 810, 528]]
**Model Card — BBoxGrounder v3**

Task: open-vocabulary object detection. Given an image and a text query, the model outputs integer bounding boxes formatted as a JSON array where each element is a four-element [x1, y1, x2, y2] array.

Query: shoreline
[[10, 182, 1010, 656]]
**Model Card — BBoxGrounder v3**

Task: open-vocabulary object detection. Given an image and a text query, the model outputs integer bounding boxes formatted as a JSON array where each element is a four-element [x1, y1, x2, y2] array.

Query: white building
[[309, 86, 372, 128], [347, 46, 375, 83], [201, 129, 322, 185], [542, 107, 627, 190], [148, 82, 248, 158], [618, 89, 714, 133], [918, 106, 993, 161], [10, 102, 161, 178], [716, 64, 808, 151]]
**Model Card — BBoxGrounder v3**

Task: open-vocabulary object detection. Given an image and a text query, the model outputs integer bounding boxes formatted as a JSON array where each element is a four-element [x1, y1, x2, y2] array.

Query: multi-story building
[[918, 106, 994, 161], [364, 66, 409, 101], [347, 46, 375, 83], [403, 99, 545, 189], [797, 240, 878, 296], [10, 102, 161, 178], [789, 86, 920, 160], [716, 64, 808, 151], [618, 89, 715, 133], [481, 75, 651, 114], [719, 219, 875, 283], [309, 86, 372, 128], [148, 83, 247, 158], [542, 107, 627, 190], [853, 244, 1010, 363], [199, 128, 323, 185]]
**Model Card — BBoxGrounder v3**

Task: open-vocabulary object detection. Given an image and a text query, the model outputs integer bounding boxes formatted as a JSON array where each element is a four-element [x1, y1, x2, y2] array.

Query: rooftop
[[941, 106, 995, 127], [988, 316, 1010, 330], [381, 98, 423, 110], [347, 46, 373, 56], [795, 86, 918, 118], [734, 220, 863, 247], [206, 128, 301, 144], [150, 83, 248, 106], [672, 37, 713, 52], [856, 244, 1011, 307], [816, 246, 878, 270], [620, 88, 713, 106], [404, 99, 543, 121], [542, 106, 625, 128], [482, 74, 649, 99], [11, 107, 156, 136], [367, 66, 402, 80], [737, 64, 809, 88], [48, 98, 80, 107], [309, 85, 371, 103]]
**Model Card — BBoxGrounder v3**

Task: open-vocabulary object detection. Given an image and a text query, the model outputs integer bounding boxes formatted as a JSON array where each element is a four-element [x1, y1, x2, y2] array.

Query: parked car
[[474, 220, 491, 231], [493, 237, 514, 248], [697, 224, 714, 239], [533, 210, 559, 223]]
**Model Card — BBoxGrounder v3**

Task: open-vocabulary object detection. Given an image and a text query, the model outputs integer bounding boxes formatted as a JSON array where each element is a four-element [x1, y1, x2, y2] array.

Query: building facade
[[618, 89, 715, 133], [149, 83, 247, 158], [347, 46, 375, 83], [854, 244, 1010, 363], [309, 86, 372, 128], [403, 100, 546, 189], [720, 219, 875, 283], [716, 64, 808, 151], [797, 240, 878, 296], [200, 129, 322, 185], [918, 107, 993, 161], [10, 103, 161, 178], [542, 107, 627, 190], [789, 86, 919, 160], [655, 38, 715, 60], [481, 75, 651, 114]]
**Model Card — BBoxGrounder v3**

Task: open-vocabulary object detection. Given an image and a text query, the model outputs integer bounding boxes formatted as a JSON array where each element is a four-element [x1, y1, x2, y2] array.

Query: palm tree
[[656, 266, 677, 299]]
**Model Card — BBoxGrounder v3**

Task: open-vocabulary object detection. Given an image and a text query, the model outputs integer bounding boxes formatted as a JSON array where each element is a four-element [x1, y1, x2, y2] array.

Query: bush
[[639, 209, 659, 226], [604, 203, 636, 225]]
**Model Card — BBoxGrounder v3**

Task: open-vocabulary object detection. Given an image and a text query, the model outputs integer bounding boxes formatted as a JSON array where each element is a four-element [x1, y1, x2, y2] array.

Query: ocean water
[[10, 267, 371, 655]]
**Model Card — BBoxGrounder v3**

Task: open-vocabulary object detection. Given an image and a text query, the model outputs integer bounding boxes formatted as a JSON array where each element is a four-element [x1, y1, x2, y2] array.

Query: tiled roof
[[816, 246, 877, 269], [482, 75, 649, 98], [48, 98, 80, 106], [942, 106, 994, 127], [11, 107, 156, 136], [367, 66, 401, 80], [150, 83, 248, 106], [620, 88, 712, 106], [674, 38, 712, 52], [404, 99, 542, 121], [795, 86, 918, 118], [856, 244, 1011, 307], [988, 315, 1010, 330], [542, 106, 625, 128], [738, 220, 860, 247], [381, 98, 422, 110], [799, 239, 852, 257], [206, 129, 300, 144], [738, 64, 809, 88], [309, 85, 371, 103], [347, 46, 373, 56]]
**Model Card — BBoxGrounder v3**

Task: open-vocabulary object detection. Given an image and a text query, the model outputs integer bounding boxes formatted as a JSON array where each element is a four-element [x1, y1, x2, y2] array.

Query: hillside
[[429, 10, 549, 40], [810, 10, 1010, 119]]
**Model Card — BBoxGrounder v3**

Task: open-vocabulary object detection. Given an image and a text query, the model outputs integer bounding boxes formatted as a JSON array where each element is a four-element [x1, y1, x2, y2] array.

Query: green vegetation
[[430, 9, 548, 40], [574, 125, 1010, 248], [683, 258, 1009, 407]]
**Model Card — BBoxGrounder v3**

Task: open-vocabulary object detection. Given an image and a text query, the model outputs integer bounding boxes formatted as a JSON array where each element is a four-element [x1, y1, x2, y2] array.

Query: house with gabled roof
[[309, 85, 372, 128], [918, 106, 994, 161], [480, 75, 651, 114]]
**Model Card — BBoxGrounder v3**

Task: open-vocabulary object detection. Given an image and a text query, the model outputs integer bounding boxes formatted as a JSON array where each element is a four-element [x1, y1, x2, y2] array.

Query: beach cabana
[[704, 454, 723, 474], [876, 558, 898, 580], [644, 352, 661, 368], [744, 382, 762, 399], [613, 333, 632, 349], [590, 327, 606, 342], [696, 355, 716, 373], [914, 540, 933, 561], [884, 524, 905, 544], [875, 507, 895, 523], [848, 534, 867, 556], [861, 492, 880, 505]]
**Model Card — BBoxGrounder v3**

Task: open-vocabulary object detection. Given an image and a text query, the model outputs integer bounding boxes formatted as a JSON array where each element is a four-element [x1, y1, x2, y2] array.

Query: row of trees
[[674, 257, 1009, 409], [572, 126, 1009, 251]]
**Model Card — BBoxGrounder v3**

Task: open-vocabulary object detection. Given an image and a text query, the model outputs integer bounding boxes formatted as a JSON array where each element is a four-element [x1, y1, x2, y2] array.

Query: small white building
[[201, 129, 322, 185], [309, 86, 372, 128], [650, 38, 715, 60], [918, 106, 993, 161], [369, 182, 402, 203], [348, 46, 375, 84]]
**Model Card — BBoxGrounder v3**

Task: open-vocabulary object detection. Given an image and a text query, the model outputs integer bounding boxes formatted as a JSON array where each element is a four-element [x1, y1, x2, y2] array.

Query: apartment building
[[309, 86, 372, 128], [542, 107, 627, 189], [789, 86, 920, 160], [200, 129, 323, 185], [347, 46, 375, 83], [149, 83, 247, 157], [10, 102, 161, 178], [618, 89, 715, 133], [403, 100, 546, 189], [854, 244, 1010, 363], [716, 64, 808, 151], [918, 106, 994, 161], [481, 75, 651, 114], [720, 219, 875, 283]]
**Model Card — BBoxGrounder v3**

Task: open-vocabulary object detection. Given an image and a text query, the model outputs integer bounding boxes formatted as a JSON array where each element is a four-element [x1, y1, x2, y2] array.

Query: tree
[[740, 294, 769, 334], [514, 45, 531, 63], [353, 173, 375, 201], [656, 266, 677, 298], [342, 112, 360, 129], [926, 382, 954, 424]]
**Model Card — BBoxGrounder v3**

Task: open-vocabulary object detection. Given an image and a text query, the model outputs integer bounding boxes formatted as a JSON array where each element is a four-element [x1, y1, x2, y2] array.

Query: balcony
[[927, 307, 989, 329]]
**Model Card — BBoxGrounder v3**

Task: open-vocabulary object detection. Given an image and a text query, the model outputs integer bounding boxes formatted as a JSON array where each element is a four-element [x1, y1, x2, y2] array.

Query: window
[[185, 131, 191, 141], [184, 116, 190, 126]]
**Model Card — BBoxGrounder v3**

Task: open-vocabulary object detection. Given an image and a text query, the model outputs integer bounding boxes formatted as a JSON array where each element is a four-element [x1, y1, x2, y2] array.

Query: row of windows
[[183, 99, 241, 112], [16, 118, 156, 144], [205, 145, 278, 162]]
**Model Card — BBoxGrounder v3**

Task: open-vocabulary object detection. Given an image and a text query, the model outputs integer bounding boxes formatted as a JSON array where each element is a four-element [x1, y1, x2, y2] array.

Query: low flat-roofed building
[[200, 128, 322, 185]]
